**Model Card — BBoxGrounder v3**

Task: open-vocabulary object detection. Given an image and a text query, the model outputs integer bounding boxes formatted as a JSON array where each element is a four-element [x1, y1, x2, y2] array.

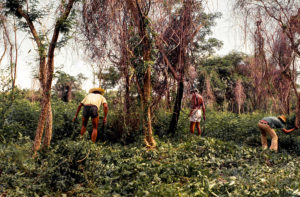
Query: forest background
[[0, 0, 300, 196]]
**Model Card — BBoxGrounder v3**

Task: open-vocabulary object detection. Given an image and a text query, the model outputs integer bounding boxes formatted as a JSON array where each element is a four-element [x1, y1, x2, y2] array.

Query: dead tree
[[234, 0, 300, 124]]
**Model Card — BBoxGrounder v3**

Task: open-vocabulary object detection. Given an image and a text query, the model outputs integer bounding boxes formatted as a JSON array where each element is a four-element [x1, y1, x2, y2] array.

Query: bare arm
[[73, 103, 83, 122], [282, 126, 298, 134], [202, 102, 206, 121], [103, 103, 108, 124]]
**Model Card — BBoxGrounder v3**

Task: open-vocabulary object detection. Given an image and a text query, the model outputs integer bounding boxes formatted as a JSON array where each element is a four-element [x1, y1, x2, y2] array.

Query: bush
[[51, 100, 81, 142], [0, 136, 299, 196], [203, 110, 300, 155], [0, 99, 40, 142], [0, 98, 81, 143]]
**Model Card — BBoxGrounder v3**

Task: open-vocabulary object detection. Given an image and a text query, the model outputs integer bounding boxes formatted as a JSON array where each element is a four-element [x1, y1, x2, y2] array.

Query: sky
[[0, 0, 249, 92]]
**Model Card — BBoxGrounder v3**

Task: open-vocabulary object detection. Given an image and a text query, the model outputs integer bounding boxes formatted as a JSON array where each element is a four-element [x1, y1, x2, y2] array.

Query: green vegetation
[[1, 135, 300, 196], [1, 0, 300, 196], [0, 97, 299, 196]]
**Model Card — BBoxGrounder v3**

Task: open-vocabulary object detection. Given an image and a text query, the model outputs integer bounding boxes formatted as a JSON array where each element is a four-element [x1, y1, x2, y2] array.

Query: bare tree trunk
[[2, 21, 14, 90], [33, 94, 50, 153], [12, 19, 18, 92], [43, 104, 52, 148], [143, 66, 155, 147], [0, 31, 7, 65], [125, 0, 156, 148], [164, 70, 171, 110], [142, 27, 156, 148], [169, 79, 184, 134], [21, 0, 76, 154], [124, 74, 130, 114], [40, 0, 75, 151]]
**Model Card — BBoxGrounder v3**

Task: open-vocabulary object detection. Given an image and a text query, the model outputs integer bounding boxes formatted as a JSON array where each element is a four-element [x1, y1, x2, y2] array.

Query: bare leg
[[91, 116, 99, 142], [190, 122, 196, 134], [258, 123, 268, 150], [80, 117, 89, 136], [268, 128, 278, 152], [196, 122, 201, 136]]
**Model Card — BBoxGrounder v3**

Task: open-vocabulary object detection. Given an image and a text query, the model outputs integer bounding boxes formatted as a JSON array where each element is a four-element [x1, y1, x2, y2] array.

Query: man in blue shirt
[[258, 115, 298, 151]]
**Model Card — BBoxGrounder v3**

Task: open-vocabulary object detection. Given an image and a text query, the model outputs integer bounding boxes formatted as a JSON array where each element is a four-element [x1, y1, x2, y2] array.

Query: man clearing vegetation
[[258, 115, 298, 152], [73, 88, 108, 142], [189, 89, 206, 136]]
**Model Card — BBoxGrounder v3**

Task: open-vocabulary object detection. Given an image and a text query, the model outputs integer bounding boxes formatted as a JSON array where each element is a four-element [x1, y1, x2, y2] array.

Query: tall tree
[[123, 0, 156, 147], [4, 0, 78, 155], [82, 0, 156, 148], [155, 0, 221, 134], [234, 0, 300, 124], [0, 3, 8, 65], [0, 6, 18, 93]]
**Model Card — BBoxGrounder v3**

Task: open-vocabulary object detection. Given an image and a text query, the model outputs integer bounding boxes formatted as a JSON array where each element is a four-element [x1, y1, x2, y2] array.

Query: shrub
[[0, 99, 40, 142], [0, 136, 299, 196], [51, 100, 81, 142]]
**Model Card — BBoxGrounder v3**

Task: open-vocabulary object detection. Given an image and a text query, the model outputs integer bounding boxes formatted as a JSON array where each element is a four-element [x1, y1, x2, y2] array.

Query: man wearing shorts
[[189, 89, 206, 136], [73, 87, 108, 142], [258, 115, 298, 151]]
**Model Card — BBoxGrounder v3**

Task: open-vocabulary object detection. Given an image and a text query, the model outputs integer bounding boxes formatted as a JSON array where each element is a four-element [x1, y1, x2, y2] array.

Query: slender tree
[[156, 0, 221, 134], [82, 0, 156, 148], [0, 9, 18, 92], [0, 3, 7, 65], [123, 0, 156, 147], [4, 0, 79, 154], [234, 79, 246, 114]]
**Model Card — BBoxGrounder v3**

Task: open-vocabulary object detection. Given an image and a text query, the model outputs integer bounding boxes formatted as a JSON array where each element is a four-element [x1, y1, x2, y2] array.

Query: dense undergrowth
[[0, 98, 300, 196], [1, 136, 300, 196]]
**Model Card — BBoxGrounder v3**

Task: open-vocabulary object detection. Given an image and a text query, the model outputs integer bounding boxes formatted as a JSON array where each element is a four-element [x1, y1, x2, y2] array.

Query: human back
[[191, 92, 203, 109], [81, 93, 107, 110], [262, 116, 285, 129]]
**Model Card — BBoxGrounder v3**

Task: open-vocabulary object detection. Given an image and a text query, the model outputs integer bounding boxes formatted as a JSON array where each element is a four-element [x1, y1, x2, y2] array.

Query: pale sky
[[1, 0, 248, 91]]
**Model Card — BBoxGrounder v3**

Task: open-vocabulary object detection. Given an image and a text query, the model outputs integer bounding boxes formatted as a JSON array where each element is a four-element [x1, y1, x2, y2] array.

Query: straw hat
[[89, 87, 105, 95], [190, 88, 198, 93], [278, 115, 287, 123]]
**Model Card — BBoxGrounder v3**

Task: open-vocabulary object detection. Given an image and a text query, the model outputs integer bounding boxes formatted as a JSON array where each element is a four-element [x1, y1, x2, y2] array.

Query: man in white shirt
[[73, 87, 108, 142]]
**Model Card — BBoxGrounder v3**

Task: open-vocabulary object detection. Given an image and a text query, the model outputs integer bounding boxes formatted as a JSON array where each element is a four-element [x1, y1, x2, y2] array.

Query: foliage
[[0, 98, 40, 142], [51, 99, 81, 142], [0, 93, 300, 196], [2, 94, 299, 154], [153, 108, 300, 155], [53, 70, 86, 102], [101, 66, 121, 90], [202, 110, 300, 155], [0, 96, 81, 143], [0, 133, 299, 196], [197, 52, 252, 111]]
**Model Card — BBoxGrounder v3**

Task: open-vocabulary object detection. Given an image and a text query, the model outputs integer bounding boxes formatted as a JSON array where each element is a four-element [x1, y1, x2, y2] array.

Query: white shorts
[[189, 109, 202, 122]]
